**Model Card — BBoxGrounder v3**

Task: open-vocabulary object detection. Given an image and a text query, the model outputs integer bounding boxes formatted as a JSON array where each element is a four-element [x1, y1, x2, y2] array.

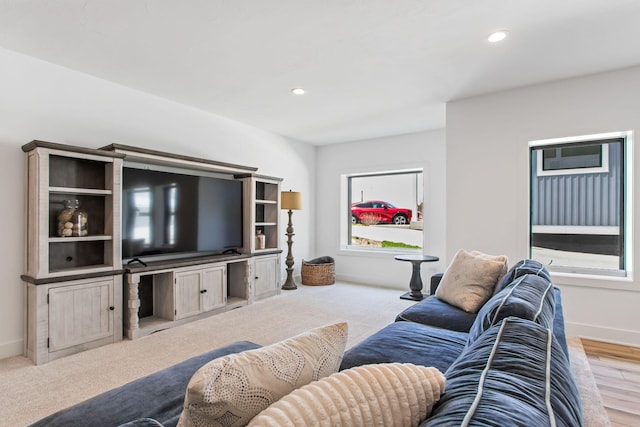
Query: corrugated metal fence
[[531, 142, 622, 227]]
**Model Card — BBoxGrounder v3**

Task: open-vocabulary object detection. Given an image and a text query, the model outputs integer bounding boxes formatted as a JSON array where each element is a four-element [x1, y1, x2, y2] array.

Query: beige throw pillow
[[177, 322, 348, 427], [247, 363, 445, 427], [435, 249, 508, 313]]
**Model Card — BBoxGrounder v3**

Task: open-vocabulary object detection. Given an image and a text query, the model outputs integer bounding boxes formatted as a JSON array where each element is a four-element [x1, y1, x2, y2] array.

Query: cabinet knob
[[255, 276, 259, 280], [200, 289, 207, 294], [109, 306, 115, 311]]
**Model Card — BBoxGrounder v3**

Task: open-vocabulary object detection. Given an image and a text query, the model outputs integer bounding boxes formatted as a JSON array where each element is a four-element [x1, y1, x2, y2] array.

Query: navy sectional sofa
[[31, 260, 582, 426], [340, 259, 582, 426]]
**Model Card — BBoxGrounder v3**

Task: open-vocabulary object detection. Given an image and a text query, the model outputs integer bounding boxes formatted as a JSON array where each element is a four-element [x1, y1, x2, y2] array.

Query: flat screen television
[[121, 162, 243, 263]]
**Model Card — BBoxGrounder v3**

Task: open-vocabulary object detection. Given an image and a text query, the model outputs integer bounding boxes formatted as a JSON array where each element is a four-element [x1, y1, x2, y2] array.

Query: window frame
[[341, 168, 424, 254], [528, 131, 633, 278], [536, 143, 609, 176]]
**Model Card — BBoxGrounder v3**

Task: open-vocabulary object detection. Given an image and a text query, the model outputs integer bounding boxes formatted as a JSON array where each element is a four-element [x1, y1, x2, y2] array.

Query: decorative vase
[[255, 229, 266, 250], [57, 199, 89, 237]]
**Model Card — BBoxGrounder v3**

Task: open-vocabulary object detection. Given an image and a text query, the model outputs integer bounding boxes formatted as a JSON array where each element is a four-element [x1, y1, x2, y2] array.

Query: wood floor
[[582, 339, 640, 426]]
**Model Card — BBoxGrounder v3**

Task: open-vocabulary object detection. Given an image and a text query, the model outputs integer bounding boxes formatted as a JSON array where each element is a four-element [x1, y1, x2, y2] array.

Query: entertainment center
[[22, 141, 283, 364]]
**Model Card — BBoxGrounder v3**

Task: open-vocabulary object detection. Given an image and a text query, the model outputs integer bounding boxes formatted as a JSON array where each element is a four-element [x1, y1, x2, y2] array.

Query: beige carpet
[[0, 282, 607, 426]]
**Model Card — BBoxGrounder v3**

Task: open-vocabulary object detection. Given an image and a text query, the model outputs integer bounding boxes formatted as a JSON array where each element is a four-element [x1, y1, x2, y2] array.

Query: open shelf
[[256, 181, 278, 202], [256, 202, 278, 224], [48, 193, 109, 239], [49, 155, 110, 190], [49, 240, 113, 271], [242, 175, 282, 253]]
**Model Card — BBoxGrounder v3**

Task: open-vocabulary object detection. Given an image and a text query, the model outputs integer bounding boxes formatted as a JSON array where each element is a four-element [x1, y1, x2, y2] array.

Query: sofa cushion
[[177, 322, 348, 427], [248, 363, 445, 427], [435, 249, 508, 313], [494, 258, 552, 294], [467, 273, 556, 345], [422, 317, 582, 427], [395, 296, 478, 332], [29, 341, 261, 427], [491, 259, 570, 356], [340, 321, 467, 374]]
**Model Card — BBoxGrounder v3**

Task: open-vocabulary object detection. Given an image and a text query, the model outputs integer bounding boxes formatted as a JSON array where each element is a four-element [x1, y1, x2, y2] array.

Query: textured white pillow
[[177, 322, 348, 427], [247, 363, 445, 427], [436, 249, 508, 313]]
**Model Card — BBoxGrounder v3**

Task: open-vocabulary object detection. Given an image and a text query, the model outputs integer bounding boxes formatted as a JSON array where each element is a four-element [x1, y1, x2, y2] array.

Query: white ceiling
[[1, 1, 640, 145]]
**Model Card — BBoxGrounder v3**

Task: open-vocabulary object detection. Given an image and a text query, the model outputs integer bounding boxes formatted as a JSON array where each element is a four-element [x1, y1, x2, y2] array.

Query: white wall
[[315, 130, 447, 289], [447, 65, 640, 346], [0, 47, 316, 359]]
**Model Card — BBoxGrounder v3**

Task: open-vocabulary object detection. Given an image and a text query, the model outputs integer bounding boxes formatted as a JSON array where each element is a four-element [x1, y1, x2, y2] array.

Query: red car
[[351, 200, 412, 225]]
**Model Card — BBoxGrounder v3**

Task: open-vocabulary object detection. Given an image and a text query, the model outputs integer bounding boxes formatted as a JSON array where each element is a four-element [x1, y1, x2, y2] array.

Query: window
[[344, 169, 423, 251], [529, 132, 631, 276], [537, 143, 609, 176]]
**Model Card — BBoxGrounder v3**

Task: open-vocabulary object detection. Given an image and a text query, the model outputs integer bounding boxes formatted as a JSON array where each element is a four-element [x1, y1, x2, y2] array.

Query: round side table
[[394, 254, 439, 301]]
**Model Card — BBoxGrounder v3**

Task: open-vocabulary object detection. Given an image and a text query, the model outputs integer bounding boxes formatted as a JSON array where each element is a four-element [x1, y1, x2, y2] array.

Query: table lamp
[[281, 190, 302, 290]]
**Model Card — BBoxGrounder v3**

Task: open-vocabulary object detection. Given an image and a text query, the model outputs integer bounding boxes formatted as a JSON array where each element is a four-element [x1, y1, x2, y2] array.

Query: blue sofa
[[340, 259, 582, 426], [31, 260, 582, 426]]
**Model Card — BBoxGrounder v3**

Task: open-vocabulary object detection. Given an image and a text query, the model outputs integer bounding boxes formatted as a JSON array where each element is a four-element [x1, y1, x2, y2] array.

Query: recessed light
[[291, 88, 306, 95], [487, 30, 508, 43]]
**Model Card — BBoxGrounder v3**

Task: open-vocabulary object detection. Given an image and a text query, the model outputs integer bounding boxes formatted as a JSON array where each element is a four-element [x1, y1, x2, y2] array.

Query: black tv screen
[[121, 165, 243, 261]]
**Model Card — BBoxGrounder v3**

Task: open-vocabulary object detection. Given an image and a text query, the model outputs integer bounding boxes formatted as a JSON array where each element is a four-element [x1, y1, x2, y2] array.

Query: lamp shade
[[281, 191, 302, 210]]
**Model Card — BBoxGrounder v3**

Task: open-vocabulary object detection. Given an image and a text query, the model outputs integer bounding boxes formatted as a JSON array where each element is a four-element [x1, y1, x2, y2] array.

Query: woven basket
[[301, 256, 335, 286]]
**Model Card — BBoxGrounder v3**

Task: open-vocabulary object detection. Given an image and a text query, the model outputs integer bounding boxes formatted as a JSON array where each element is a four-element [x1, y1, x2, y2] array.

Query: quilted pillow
[[248, 363, 445, 427], [435, 249, 508, 313], [177, 322, 348, 427]]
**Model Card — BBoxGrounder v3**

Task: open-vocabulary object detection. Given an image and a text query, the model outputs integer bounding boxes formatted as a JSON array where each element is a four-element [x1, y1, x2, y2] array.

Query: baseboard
[[0, 338, 24, 360], [565, 321, 640, 348]]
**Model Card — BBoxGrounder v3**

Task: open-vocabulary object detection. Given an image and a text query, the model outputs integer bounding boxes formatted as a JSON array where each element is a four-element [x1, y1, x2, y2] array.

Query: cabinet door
[[201, 266, 226, 312], [48, 280, 113, 351], [254, 256, 278, 299], [174, 271, 202, 320]]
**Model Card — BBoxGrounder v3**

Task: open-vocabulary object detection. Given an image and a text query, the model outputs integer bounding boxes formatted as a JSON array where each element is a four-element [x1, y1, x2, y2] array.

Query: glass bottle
[[255, 229, 266, 250], [57, 199, 89, 237]]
